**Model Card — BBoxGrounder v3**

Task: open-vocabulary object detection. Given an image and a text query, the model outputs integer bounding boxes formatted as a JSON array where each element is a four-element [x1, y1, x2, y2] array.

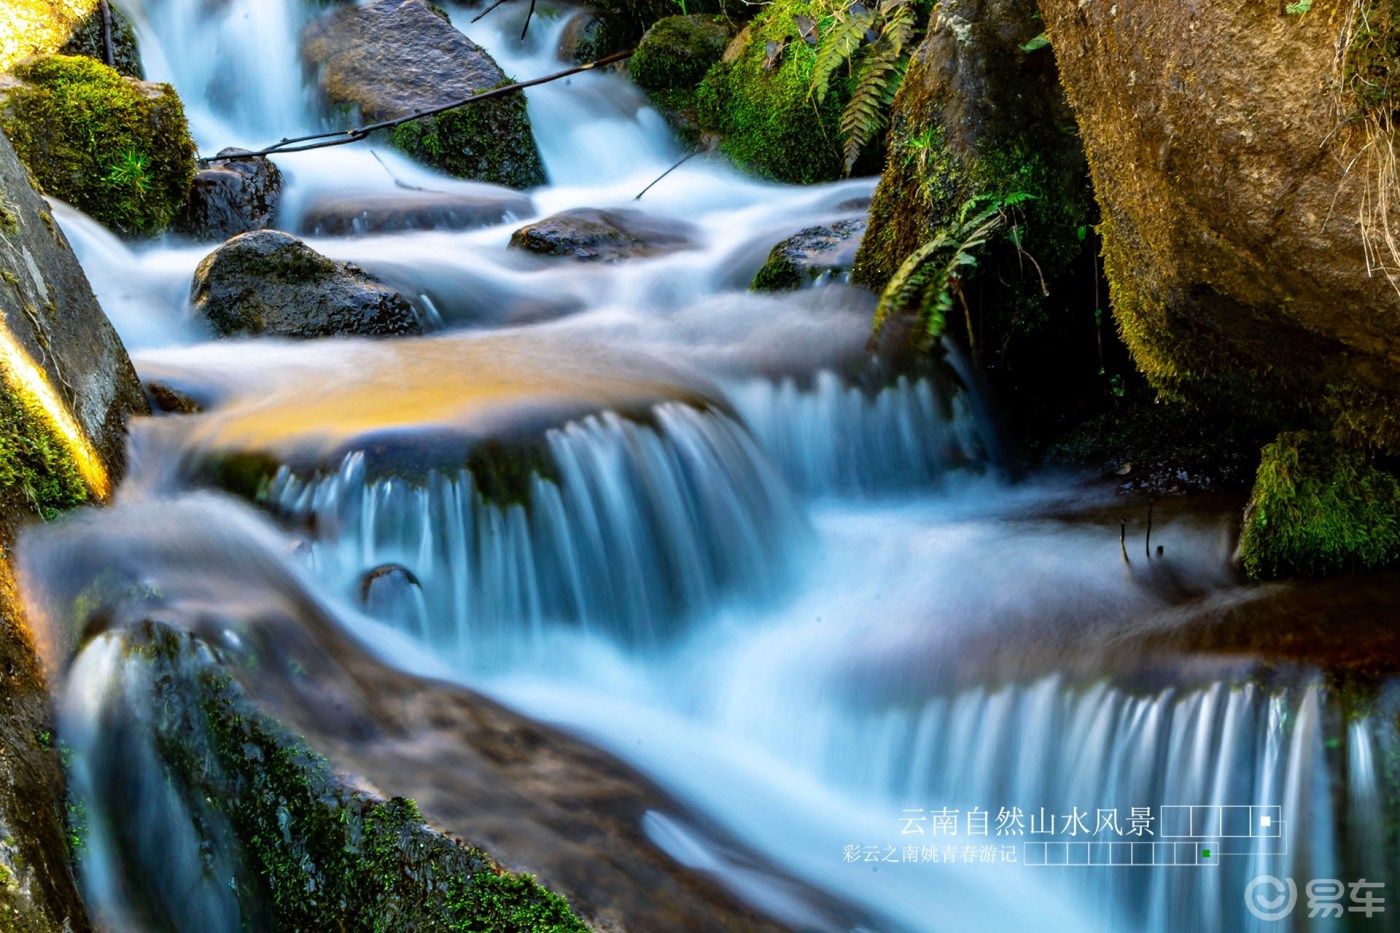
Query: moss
[[133, 623, 586, 931], [387, 84, 546, 190], [631, 15, 730, 92], [695, 0, 848, 184], [58, 3, 144, 78], [0, 55, 196, 238], [0, 379, 89, 520], [1342, 0, 1400, 118], [1240, 431, 1400, 579]]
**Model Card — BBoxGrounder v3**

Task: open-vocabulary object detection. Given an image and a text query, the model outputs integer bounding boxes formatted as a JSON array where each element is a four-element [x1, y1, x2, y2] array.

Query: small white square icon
[[1260, 816, 1272, 827]]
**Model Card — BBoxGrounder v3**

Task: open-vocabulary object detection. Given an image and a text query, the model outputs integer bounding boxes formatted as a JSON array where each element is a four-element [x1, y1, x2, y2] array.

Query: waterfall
[[267, 403, 808, 658]]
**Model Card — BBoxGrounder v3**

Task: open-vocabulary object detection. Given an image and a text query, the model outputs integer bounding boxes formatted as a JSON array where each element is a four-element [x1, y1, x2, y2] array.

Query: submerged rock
[[298, 188, 532, 237], [1037, 0, 1400, 449], [752, 218, 866, 291], [190, 230, 423, 339], [509, 207, 697, 261], [177, 148, 283, 242], [0, 126, 147, 933], [0, 55, 196, 237], [299, 0, 546, 189]]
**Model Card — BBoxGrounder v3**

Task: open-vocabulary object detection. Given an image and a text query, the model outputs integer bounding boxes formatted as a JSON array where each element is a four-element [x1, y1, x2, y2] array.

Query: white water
[[35, 1, 1400, 931]]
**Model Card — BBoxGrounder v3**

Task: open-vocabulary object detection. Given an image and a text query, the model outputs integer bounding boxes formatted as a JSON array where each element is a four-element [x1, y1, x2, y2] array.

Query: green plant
[[808, 0, 916, 174], [104, 149, 152, 196], [1285, 0, 1313, 14], [872, 193, 1034, 351]]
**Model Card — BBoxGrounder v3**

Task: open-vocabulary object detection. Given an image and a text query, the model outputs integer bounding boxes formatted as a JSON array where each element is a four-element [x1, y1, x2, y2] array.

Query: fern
[[808, 0, 916, 173], [809, 7, 874, 103], [872, 201, 1010, 347]]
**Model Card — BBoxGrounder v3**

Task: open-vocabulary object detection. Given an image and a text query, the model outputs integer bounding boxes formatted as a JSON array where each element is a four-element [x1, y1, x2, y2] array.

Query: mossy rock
[[1240, 431, 1400, 579], [695, 0, 849, 184], [58, 3, 144, 78], [0, 55, 195, 238], [558, 10, 630, 64], [300, 0, 546, 190], [116, 622, 589, 931], [631, 15, 730, 92], [751, 218, 865, 291]]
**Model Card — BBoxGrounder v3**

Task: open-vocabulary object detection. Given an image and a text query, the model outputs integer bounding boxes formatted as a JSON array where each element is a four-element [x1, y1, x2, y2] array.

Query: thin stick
[[634, 143, 712, 200], [201, 50, 635, 163], [99, 0, 115, 67], [519, 0, 538, 40], [1120, 518, 1130, 566], [470, 0, 510, 23], [1145, 499, 1153, 560]]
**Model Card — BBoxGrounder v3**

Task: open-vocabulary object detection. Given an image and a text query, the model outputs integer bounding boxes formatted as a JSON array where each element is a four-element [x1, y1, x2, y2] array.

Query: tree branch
[[201, 50, 635, 163]]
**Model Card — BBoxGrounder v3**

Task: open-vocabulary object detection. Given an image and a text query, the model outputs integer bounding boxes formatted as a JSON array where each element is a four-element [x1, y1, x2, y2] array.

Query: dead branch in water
[[199, 50, 635, 163]]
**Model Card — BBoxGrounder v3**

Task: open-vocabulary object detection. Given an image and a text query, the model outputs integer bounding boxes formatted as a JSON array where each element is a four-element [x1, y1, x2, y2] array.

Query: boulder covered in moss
[[69, 621, 588, 932], [0, 125, 147, 933], [696, 0, 849, 183], [1240, 432, 1400, 580], [631, 14, 730, 92], [0, 0, 141, 76], [752, 218, 866, 290], [557, 9, 630, 64], [190, 230, 424, 339], [587, 0, 727, 44], [299, 0, 546, 189], [1036, 0, 1400, 448], [509, 207, 697, 261], [176, 148, 282, 242], [0, 55, 195, 238]]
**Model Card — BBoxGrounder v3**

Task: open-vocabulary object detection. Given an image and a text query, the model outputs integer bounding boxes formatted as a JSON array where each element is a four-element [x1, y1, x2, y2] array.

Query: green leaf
[[1019, 33, 1050, 52]]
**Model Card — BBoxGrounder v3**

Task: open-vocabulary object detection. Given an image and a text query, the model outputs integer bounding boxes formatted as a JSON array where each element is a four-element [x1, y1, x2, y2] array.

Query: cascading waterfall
[[25, 0, 1400, 930], [268, 403, 807, 655]]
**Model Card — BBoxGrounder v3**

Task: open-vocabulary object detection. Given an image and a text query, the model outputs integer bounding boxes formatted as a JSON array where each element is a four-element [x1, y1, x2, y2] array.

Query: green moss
[[387, 84, 546, 190], [0, 382, 89, 520], [136, 624, 587, 931], [751, 252, 802, 290], [1241, 431, 1400, 579], [0, 55, 195, 238], [1343, 1, 1400, 117], [696, 0, 847, 184], [58, 3, 144, 78], [631, 15, 730, 92]]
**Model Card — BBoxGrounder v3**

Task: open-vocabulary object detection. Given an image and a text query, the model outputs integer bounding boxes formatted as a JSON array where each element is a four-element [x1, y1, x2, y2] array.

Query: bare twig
[[634, 142, 715, 200], [520, 0, 538, 40], [201, 50, 635, 163], [1120, 517, 1130, 566], [99, 0, 115, 68], [470, 0, 511, 24], [1145, 499, 1153, 560]]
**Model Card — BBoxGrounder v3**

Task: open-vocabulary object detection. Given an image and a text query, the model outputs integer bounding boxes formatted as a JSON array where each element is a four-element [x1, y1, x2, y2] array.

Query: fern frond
[[840, 42, 906, 173], [809, 10, 874, 103], [872, 205, 1007, 343]]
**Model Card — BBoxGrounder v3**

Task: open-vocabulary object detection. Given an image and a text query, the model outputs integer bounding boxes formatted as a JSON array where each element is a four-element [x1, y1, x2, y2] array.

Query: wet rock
[[508, 207, 697, 262], [0, 126, 147, 933], [190, 230, 423, 339], [0, 56, 197, 238], [299, 0, 545, 189], [298, 189, 532, 237], [557, 10, 629, 64], [752, 218, 866, 291], [177, 149, 282, 242]]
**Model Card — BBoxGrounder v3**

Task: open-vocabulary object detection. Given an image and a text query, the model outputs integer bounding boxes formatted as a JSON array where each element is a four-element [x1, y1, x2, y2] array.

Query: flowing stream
[[19, 1, 1400, 931]]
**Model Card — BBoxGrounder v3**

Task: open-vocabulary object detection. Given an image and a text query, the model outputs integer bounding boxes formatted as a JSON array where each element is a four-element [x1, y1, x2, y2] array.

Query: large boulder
[[629, 14, 730, 93], [0, 126, 148, 932], [190, 230, 423, 339], [177, 148, 282, 242], [299, 0, 546, 189], [557, 9, 629, 65], [1037, 0, 1400, 448], [508, 207, 697, 262], [0, 55, 196, 238], [0, 0, 141, 76]]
